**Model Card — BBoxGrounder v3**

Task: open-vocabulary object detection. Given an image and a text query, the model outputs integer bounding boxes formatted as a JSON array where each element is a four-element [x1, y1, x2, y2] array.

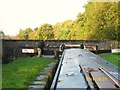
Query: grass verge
[[97, 53, 120, 68], [2, 57, 57, 88]]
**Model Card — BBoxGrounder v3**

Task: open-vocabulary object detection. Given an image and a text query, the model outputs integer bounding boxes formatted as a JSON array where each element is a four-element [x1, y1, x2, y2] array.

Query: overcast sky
[[0, 0, 88, 36]]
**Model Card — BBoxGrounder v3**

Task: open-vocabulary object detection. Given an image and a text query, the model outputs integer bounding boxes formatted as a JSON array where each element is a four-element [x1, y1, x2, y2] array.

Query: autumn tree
[[15, 2, 119, 41], [16, 28, 33, 40]]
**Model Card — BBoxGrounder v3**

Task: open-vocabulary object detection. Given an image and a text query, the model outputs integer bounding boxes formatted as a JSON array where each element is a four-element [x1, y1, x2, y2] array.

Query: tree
[[40, 23, 54, 40], [75, 2, 119, 40], [15, 2, 119, 41], [0, 31, 4, 39], [32, 24, 54, 40], [53, 20, 74, 40], [16, 28, 33, 40]]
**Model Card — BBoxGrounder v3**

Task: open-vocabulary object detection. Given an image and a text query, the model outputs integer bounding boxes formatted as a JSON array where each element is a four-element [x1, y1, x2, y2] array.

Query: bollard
[[95, 44, 98, 54], [80, 43, 84, 49], [62, 44, 65, 52]]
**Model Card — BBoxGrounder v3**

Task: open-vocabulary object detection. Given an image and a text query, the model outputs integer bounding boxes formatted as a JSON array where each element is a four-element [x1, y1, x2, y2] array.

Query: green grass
[[2, 57, 57, 88], [98, 53, 120, 68]]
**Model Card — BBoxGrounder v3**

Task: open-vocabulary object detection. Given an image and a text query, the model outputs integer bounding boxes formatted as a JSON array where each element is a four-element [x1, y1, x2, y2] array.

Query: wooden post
[[37, 48, 41, 57], [54, 51, 59, 60]]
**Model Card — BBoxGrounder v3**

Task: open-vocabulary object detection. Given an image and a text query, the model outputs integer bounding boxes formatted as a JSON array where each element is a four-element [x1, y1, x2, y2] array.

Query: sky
[[0, 0, 88, 36]]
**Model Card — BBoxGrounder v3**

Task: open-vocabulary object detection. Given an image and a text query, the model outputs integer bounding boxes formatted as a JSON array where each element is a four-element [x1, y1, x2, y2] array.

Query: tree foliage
[[16, 28, 33, 40], [15, 2, 119, 41]]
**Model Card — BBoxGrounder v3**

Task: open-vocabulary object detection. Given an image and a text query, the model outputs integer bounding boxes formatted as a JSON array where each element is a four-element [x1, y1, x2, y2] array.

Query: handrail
[[98, 67, 120, 88]]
